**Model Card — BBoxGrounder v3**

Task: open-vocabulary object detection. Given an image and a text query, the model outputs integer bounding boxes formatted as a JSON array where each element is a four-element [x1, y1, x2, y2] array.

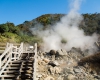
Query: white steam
[[30, 0, 98, 53]]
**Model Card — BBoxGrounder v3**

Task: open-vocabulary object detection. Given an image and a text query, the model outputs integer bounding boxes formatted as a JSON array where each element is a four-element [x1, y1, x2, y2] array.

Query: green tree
[[0, 24, 9, 33]]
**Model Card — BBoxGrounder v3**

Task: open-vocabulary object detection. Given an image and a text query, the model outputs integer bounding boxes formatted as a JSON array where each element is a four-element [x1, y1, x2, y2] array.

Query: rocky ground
[[36, 48, 100, 80]]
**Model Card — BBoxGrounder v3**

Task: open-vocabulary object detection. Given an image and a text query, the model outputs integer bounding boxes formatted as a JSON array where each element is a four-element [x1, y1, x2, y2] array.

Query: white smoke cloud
[[30, 0, 98, 53]]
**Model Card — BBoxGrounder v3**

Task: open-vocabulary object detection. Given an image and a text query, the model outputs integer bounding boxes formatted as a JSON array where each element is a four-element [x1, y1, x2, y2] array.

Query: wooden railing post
[[20, 42, 23, 59], [33, 43, 38, 80], [10, 44, 13, 60], [17, 42, 23, 60], [0, 58, 1, 70]]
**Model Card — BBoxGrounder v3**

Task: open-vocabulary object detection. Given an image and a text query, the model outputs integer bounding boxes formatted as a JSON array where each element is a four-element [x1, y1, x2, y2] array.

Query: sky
[[0, 0, 100, 25]]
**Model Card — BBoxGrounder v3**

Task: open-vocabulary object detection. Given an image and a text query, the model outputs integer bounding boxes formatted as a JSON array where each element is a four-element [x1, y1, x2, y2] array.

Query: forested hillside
[[0, 13, 100, 43]]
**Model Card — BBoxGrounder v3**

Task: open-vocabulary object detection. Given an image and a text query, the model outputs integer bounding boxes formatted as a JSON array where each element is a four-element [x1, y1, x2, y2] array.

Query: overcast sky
[[0, 0, 100, 25]]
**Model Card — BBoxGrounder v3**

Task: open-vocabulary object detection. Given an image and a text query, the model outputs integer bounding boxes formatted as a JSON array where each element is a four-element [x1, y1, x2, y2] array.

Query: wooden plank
[[2, 71, 14, 73], [7, 67, 20, 69], [2, 70, 27, 73], [0, 75, 15, 77], [0, 43, 6, 47], [0, 79, 12, 80], [0, 50, 4, 53], [0, 47, 6, 50], [9, 64, 20, 66]]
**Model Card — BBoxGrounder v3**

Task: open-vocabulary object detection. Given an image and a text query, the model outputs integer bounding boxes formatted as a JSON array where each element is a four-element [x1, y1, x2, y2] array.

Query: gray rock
[[54, 66, 62, 74], [62, 68, 74, 75], [74, 68, 82, 73], [44, 76, 55, 80], [56, 50, 63, 55], [69, 47, 84, 58], [67, 74, 76, 80], [49, 67, 55, 75], [61, 49, 68, 55], [49, 50, 57, 55], [63, 76, 68, 80], [94, 75, 100, 79], [37, 74, 42, 78], [48, 61, 59, 67]]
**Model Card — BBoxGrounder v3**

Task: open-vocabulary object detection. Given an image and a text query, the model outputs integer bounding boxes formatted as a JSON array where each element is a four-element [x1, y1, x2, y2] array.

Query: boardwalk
[[0, 42, 37, 80]]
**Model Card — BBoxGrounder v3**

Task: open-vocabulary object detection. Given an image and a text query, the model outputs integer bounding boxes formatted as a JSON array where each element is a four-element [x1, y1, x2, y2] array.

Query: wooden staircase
[[0, 43, 37, 80]]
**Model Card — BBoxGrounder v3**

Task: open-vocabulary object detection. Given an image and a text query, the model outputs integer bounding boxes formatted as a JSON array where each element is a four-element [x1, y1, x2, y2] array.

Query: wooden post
[[33, 43, 38, 80], [10, 44, 13, 61], [21, 42, 23, 54], [0, 58, 1, 70]]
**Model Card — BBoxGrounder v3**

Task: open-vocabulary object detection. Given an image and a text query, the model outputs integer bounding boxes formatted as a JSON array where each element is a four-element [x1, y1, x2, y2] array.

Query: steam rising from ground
[[30, 0, 98, 53]]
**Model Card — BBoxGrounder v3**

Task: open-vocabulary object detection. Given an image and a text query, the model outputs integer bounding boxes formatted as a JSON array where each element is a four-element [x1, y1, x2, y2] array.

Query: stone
[[74, 68, 82, 73], [63, 76, 68, 80], [49, 67, 55, 75], [56, 50, 64, 55], [52, 55, 55, 61], [57, 76, 63, 80], [62, 68, 74, 75], [37, 74, 42, 78], [49, 50, 56, 55], [54, 66, 62, 74], [43, 58, 50, 63], [61, 49, 68, 55], [53, 61, 59, 66], [67, 74, 75, 80], [48, 61, 59, 67], [94, 75, 100, 79], [44, 76, 55, 80]]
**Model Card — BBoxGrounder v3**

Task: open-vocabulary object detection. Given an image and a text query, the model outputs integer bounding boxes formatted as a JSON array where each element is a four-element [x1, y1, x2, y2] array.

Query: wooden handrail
[[0, 42, 24, 75], [0, 43, 13, 75]]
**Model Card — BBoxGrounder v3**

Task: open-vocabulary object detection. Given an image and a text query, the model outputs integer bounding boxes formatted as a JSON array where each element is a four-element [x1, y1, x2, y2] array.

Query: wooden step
[[0, 75, 15, 77], [0, 46, 6, 50], [10, 63, 21, 66], [0, 43, 6, 46], [11, 61, 22, 64], [0, 79, 12, 80], [2, 71, 15, 73], [2, 70, 33, 74], [7, 66, 21, 68], [0, 50, 4, 53], [6, 67, 20, 70]]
